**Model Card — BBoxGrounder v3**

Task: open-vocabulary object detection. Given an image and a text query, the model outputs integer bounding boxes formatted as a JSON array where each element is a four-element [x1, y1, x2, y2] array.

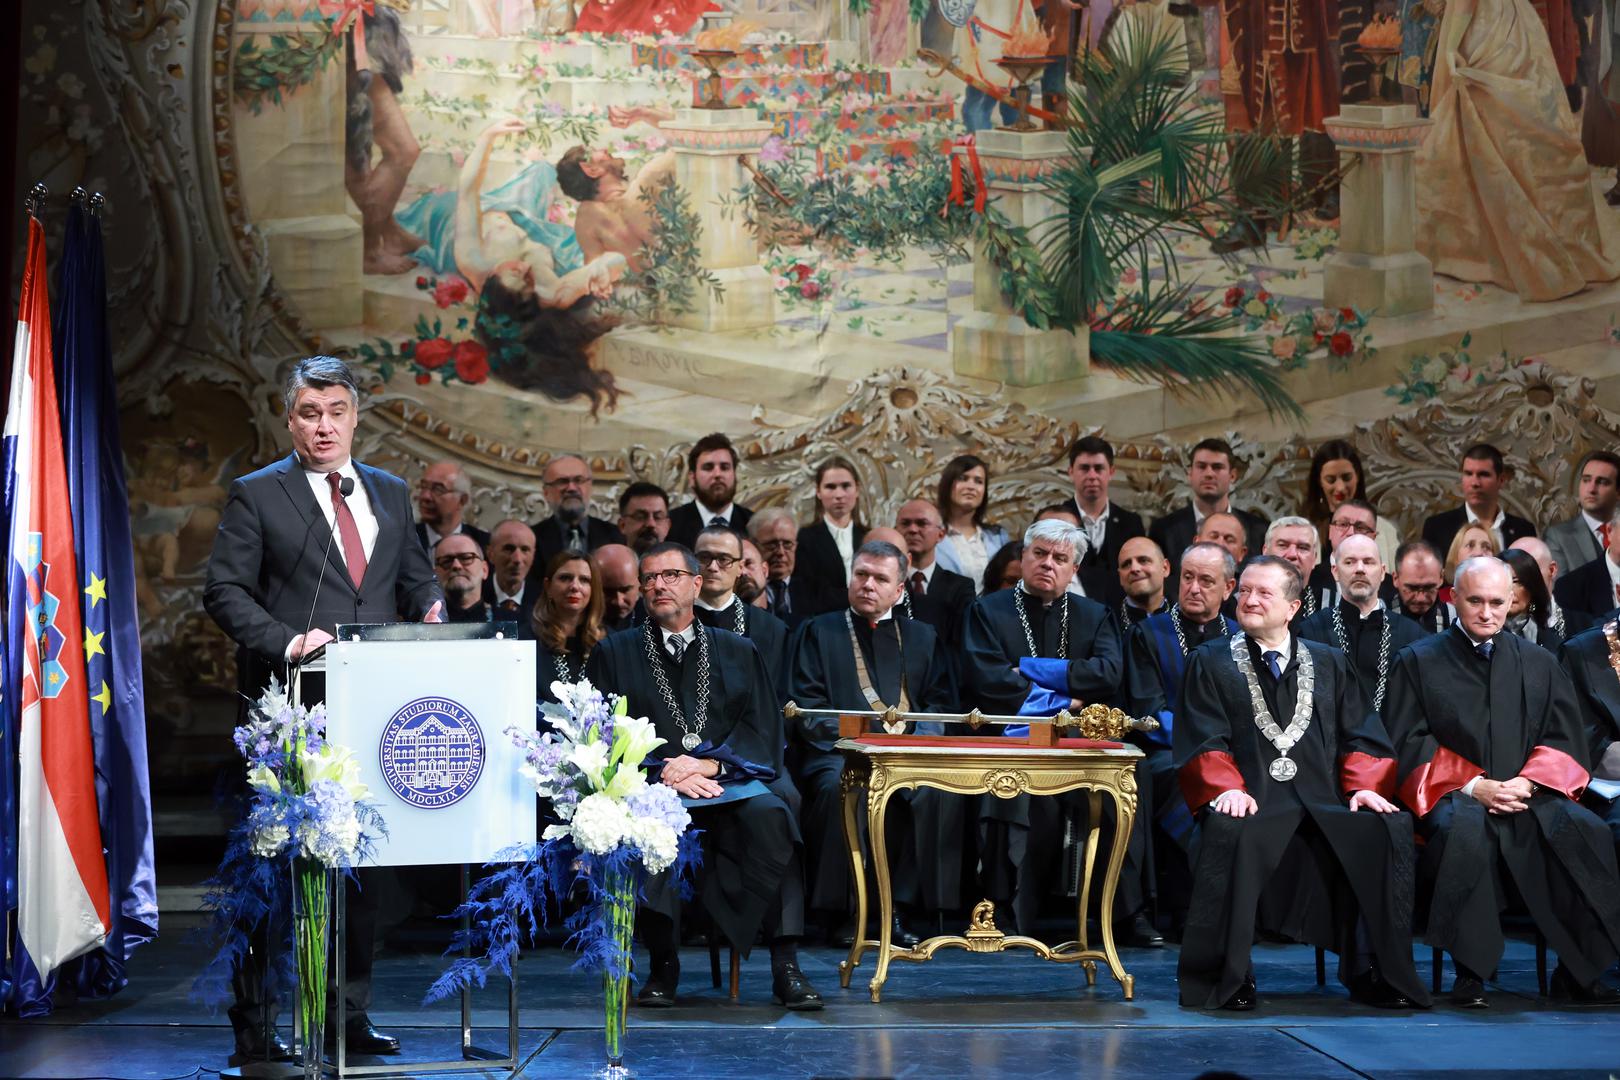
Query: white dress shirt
[[1465, 504, 1508, 549], [827, 516, 855, 577], [701, 503, 737, 528], [304, 460, 378, 562], [660, 621, 697, 655]]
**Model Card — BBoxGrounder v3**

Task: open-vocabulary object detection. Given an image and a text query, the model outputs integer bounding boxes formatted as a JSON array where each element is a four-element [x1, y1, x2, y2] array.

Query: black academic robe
[[787, 610, 959, 913], [531, 632, 590, 705], [1295, 601, 1426, 710], [695, 597, 790, 705], [667, 501, 754, 549], [1174, 636, 1428, 1008], [1121, 610, 1237, 921], [1117, 597, 1170, 639], [1390, 596, 1455, 636], [1559, 624, 1620, 855], [586, 623, 802, 952], [795, 520, 867, 615], [1384, 628, 1620, 988], [960, 587, 1125, 930]]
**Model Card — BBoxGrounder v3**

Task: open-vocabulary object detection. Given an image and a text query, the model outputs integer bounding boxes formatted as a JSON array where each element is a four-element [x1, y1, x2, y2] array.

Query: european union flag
[[45, 196, 158, 1006]]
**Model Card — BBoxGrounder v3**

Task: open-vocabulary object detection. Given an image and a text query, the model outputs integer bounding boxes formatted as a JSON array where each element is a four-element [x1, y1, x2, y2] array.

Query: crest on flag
[[21, 533, 72, 700]]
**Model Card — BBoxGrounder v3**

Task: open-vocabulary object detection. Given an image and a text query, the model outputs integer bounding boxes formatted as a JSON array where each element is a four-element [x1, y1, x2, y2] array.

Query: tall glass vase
[[597, 863, 637, 1080], [291, 857, 334, 1080]]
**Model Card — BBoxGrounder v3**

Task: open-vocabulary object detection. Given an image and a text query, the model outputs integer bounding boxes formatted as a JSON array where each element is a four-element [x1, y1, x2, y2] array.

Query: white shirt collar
[[1456, 624, 1494, 649], [825, 516, 853, 540], [303, 458, 359, 484], [493, 578, 525, 606], [695, 593, 735, 612], [701, 502, 736, 526], [1585, 510, 1609, 535], [660, 621, 697, 649], [1252, 632, 1292, 659], [915, 562, 936, 585], [1465, 504, 1506, 531]]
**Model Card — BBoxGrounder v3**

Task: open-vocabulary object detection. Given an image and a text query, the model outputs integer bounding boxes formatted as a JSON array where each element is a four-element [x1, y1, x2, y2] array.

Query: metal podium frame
[[291, 626, 526, 1078]]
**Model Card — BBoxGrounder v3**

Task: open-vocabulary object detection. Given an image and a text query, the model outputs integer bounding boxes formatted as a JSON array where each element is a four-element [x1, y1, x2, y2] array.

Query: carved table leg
[[838, 762, 868, 989], [1098, 773, 1136, 1001], [867, 776, 898, 1004], [1078, 788, 1101, 987]]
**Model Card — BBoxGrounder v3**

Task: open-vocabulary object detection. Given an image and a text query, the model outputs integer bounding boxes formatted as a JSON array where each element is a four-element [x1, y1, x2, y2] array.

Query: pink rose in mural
[[433, 277, 470, 308]]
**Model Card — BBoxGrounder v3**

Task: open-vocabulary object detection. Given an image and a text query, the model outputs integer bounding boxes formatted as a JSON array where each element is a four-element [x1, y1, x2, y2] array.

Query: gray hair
[[284, 355, 359, 414], [747, 506, 798, 539], [1454, 555, 1512, 593], [854, 539, 907, 579], [1180, 540, 1238, 582], [1265, 515, 1320, 561], [1023, 517, 1085, 560], [640, 541, 701, 576]]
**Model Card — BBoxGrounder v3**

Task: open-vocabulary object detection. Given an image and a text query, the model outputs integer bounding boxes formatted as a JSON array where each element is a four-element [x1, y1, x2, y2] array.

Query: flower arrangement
[[766, 251, 836, 307], [1384, 333, 1533, 404], [195, 680, 383, 1077], [427, 680, 698, 1075], [1218, 285, 1375, 371], [355, 277, 491, 388]]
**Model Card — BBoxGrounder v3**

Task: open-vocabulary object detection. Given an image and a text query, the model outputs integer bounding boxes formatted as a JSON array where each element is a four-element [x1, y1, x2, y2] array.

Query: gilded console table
[[834, 736, 1144, 1003]]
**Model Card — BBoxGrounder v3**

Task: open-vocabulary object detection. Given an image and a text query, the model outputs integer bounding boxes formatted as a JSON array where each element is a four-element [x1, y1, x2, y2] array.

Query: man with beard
[[481, 519, 537, 624], [669, 433, 754, 548], [693, 525, 790, 700], [738, 538, 769, 609], [895, 498, 976, 652], [586, 542, 822, 1011], [750, 507, 833, 626], [1386, 557, 1620, 1007], [788, 540, 959, 944], [1297, 534, 1425, 713], [1309, 500, 1396, 609], [1391, 541, 1454, 634], [434, 533, 492, 623], [530, 454, 624, 564], [413, 460, 489, 554], [1558, 618, 1620, 866], [1122, 542, 1238, 935], [557, 142, 677, 269], [1263, 516, 1324, 622], [618, 481, 672, 556], [1116, 536, 1172, 635], [1175, 556, 1428, 1011], [961, 519, 1125, 936], [594, 542, 640, 632]]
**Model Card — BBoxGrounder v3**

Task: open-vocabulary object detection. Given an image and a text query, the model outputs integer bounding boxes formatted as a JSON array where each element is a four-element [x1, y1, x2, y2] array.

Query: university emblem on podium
[[379, 697, 486, 809]]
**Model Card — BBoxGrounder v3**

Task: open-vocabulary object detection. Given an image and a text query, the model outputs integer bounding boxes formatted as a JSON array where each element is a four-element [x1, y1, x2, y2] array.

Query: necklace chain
[[643, 622, 710, 750], [1171, 603, 1229, 655], [1015, 581, 1067, 660], [1330, 602, 1392, 711], [1230, 634, 1315, 777]]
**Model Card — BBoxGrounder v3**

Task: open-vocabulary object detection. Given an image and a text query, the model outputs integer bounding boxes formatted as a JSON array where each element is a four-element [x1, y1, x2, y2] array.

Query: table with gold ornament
[[782, 702, 1154, 1003]]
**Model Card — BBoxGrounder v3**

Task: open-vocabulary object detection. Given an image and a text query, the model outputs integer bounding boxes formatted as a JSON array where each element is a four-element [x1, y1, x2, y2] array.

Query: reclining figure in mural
[[567, 104, 682, 268], [394, 117, 630, 414]]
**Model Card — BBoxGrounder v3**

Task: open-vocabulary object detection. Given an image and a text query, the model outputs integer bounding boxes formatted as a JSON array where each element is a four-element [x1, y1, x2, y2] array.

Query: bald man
[[895, 498, 975, 652], [594, 542, 640, 631], [415, 460, 490, 554], [1194, 511, 1248, 565], [1385, 557, 1620, 1007], [529, 454, 625, 565], [1116, 535, 1171, 634], [1296, 534, 1425, 715]]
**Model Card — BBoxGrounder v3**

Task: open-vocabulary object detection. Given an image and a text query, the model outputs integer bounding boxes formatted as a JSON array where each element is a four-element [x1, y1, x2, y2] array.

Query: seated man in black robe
[[1387, 557, 1620, 1008], [788, 539, 958, 944], [1560, 619, 1620, 864], [586, 542, 822, 1011], [1176, 556, 1429, 1011], [1122, 542, 1237, 934], [692, 525, 790, 702], [960, 519, 1127, 938], [1296, 534, 1425, 713]]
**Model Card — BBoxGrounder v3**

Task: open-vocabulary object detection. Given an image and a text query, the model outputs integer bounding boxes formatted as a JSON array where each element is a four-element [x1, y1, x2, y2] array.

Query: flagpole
[[23, 182, 45, 219]]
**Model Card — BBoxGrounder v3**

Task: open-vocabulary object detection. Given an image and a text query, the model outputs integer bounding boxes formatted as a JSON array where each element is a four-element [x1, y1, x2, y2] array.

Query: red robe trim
[[1180, 749, 1247, 810], [1400, 745, 1484, 818], [1520, 744, 1589, 801], [1339, 751, 1396, 800]]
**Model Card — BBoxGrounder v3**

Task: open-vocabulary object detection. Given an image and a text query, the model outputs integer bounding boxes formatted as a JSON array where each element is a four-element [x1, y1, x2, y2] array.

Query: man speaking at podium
[[205, 356, 444, 1064]]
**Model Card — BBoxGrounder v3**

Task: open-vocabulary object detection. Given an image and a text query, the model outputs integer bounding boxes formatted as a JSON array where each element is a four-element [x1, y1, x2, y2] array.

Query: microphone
[[287, 475, 354, 692]]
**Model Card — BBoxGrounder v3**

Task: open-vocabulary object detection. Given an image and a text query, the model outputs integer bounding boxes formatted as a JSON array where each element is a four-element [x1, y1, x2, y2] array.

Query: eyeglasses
[[1330, 519, 1377, 537], [545, 475, 590, 489], [696, 552, 738, 568], [416, 482, 458, 497], [624, 510, 669, 523], [1400, 582, 1441, 594], [435, 553, 482, 569], [639, 569, 695, 587], [759, 538, 797, 553]]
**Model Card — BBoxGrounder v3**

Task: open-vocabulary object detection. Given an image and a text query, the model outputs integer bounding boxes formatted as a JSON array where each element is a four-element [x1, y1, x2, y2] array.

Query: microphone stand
[[286, 475, 354, 704]]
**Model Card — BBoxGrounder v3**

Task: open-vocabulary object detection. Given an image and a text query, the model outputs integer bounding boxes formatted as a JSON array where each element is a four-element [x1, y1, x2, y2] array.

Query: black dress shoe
[[890, 915, 920, 950], [229, 1028, 295, 1066], [636, 956, 679, 1008], [1550, 964, 1620, 1007], [1221, 977, 1257, 1011], [1450, 975, 1489, 1009], [771, 963, 825, 1011], [1348, 970, 1414, 1009], [831, 918, 857, 949], [1119, 913, 1164, 948], [326, 1015, 401, 1055]]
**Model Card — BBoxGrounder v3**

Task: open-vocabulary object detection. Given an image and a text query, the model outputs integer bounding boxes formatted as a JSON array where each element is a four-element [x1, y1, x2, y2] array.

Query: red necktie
[[910, 570, 926, 597], [1601, 522, 1612, 551], [327, 471, 368, 589]]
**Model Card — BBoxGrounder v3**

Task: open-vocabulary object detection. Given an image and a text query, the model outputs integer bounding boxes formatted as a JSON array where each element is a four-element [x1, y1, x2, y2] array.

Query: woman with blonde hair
[[1440, 521, 1500, 603]]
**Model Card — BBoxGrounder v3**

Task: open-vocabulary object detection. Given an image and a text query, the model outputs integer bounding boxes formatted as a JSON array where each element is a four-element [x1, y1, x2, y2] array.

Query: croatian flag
[[2, 214, 110, 987]]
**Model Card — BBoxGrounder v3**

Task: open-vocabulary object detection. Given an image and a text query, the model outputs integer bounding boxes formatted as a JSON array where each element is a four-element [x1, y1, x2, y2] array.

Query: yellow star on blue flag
[[84, 573, 107, 608], [84, 627, 106, 661], [92, 680, 112, 715]]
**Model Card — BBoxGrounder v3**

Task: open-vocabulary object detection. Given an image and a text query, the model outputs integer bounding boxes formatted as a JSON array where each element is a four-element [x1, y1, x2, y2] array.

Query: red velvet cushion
[[852, 735, 1124, 750]]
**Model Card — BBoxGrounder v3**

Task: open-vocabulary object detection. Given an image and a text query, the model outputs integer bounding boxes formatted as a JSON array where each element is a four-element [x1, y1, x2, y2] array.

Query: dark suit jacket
[[204, 453, 443, 696], [795, 520, 867, 615], [1554, 555, 1617, 624], [414, 520, 490, 556], [1062, 498, 1147, 574], [480, 578, 538, 627], [667, 500, 754, 549], [1149, 502, 1269, 584], [903, 565, 976, 652], [766, 575, 836, 628], [530, 513, 626, 567], [1420, 505, 1536, 557]]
